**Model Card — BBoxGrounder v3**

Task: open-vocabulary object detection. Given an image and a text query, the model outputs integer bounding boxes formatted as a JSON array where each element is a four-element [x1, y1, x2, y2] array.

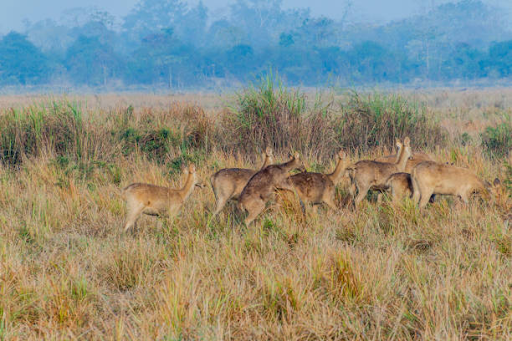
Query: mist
[[0, 0, 511, 90]]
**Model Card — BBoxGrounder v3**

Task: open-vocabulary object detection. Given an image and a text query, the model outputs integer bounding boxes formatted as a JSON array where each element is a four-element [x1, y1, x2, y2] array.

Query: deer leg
[[354, 183, 370, 207], [124, 202, 145, 232], [411, 177, 421, 205], [244, 199, 265, 226], [212, 195, 229, 216], [419, 189, 433, 209], [324, 196, 338, 211]]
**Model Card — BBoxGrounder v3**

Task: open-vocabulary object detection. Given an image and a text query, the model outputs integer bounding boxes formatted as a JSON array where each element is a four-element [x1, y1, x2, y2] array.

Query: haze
[[3, 0, 511, 32]]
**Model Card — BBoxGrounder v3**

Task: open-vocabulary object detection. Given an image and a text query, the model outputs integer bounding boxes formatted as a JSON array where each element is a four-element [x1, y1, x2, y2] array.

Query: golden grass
[[0, 90, 511, 340]]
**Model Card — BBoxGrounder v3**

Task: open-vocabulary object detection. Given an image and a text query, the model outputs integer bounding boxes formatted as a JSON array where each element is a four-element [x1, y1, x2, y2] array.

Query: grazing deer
[[210, 147, 273, 215], [238, 152, 305, 225], [346, 137, 412, 206], [411, 161, 501, 209], [385, 172, 413, 204], [122, 164, 203, 231], [278, 150, 348, 212]]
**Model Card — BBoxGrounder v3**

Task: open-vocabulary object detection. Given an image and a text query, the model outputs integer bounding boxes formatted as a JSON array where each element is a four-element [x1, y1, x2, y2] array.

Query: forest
[[1, 0, 512, 89]]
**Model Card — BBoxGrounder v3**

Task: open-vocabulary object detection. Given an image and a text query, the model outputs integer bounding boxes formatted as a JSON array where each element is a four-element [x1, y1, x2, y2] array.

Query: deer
[[210, 147, 273, 216], [346, 137, 412, 207], [121, 164, 204, 231], [238, 152, 306, 225], [277, 150, 348, 212], [411, 161, 501, 209], [375, 139, 432, 172], [385, 172, 413, 204], [386, 162, 456, 204]]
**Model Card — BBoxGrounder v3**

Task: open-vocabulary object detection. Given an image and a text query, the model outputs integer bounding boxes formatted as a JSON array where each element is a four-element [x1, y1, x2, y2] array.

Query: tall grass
[[337, 92, 447, 152], [222, 72, 339, 158], [481, 115, 512, 158], [221, 74, 447, 160]]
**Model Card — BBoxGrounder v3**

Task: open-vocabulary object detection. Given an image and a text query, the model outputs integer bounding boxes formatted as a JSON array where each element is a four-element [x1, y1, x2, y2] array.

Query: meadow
[[0, 82, 511, 340]]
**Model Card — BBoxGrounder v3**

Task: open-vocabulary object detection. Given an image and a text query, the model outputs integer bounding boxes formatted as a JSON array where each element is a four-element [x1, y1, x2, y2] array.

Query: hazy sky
[[1, 0, 511, 32]]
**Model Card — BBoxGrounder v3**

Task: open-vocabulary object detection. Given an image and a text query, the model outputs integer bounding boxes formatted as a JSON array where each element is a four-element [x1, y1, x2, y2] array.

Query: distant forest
[[1, 0, 512, 89]]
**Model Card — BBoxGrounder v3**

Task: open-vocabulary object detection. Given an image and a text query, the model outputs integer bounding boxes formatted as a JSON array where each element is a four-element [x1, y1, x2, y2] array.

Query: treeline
[[1, 0, 512, 89]]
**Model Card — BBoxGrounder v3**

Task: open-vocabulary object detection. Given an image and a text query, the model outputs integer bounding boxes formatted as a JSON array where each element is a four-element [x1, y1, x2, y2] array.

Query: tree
[[487, 40, 512, 77], [65, 35, 122, 86], [173, 1, 208, 46], [122, 0, 187, 40], [126, 29, 198, 87], [0, 32, 49, 85]]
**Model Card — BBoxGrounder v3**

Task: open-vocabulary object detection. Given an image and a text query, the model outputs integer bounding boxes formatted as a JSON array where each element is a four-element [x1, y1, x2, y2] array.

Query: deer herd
[[121, 138, 503, 230]]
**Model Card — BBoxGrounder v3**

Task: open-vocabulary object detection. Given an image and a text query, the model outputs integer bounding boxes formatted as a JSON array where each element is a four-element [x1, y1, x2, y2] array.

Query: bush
[[221, 73, 447, 159], [481, 121, 512, 158], [221, 73, 341, 159], [337, 92, 447, 152], [0, 102, 95, 165]]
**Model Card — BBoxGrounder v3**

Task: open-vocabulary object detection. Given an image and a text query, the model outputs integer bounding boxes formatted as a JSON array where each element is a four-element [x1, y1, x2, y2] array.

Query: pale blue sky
[[1, 0, 511, 32]]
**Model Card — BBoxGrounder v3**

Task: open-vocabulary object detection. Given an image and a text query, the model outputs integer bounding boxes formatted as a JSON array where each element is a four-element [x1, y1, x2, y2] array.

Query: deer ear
[[493, 178, 501, 186], [189, 164, 196, 173]]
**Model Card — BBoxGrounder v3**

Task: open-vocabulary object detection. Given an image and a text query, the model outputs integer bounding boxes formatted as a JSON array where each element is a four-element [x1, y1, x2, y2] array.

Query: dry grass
[[0, 89, 511, 340]]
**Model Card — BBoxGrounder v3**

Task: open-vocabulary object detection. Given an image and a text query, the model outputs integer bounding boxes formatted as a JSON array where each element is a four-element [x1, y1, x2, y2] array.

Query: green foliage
[[481, 121, 512, 158], [65, 35, 122, 86], [338, 92, 447, 152], [223, 71, 339, 157], [222, 73, 447, 158], [0, 32, 49, 85]]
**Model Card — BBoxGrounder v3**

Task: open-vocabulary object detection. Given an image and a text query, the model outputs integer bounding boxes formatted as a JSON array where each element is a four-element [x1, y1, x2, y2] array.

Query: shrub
[[337, 92, 448, 152], [221, 73, 447, 158], [221, 72, 341, 159], [481, 121, 512, 158]]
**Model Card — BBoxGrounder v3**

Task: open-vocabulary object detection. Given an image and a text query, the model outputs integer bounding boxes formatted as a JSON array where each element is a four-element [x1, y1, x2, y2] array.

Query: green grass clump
[[338, 92, 448, 152], [481, 119, 512, 158], [223, 71, 339, 158], [223, 73, 447, 159]]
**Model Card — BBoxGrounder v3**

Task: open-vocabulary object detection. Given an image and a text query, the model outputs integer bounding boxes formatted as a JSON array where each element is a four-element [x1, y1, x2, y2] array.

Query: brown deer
[[210, 147, 273, 215], [122, 164, 203, 231], [385, 163, 455, 204], [385, 172, 413, 204], [411, 161, 500, 209], [238, 153, 305, 225], [346, 137, 412, 206], [375, 139, 432, 172], [278, 150, 348, 212]]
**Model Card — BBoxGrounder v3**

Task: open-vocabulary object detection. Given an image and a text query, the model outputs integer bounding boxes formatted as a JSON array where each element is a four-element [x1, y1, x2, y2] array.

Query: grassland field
[[0, 84, 511, 340]]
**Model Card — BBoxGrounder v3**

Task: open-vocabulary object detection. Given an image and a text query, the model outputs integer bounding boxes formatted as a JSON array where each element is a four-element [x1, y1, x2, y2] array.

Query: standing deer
[[278, 150, 348, 212], [238, 152, 305, 225], [210, 147, 273, 216], [375, 139, 432, 172], [346, 137, 412, 206], [386, 162, 455, 204], [122, 164, 203, 231], [411, 161, 500, 209]]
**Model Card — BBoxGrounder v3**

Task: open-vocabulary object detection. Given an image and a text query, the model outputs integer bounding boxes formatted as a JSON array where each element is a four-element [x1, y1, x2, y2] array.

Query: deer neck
[[327, 157, 346, 184], [281, 157, 298, 173], [395, 146, 410, 172], [394, 145, 402, 164], [261, 155, 273, 169], [178, 172, 196, 201]]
